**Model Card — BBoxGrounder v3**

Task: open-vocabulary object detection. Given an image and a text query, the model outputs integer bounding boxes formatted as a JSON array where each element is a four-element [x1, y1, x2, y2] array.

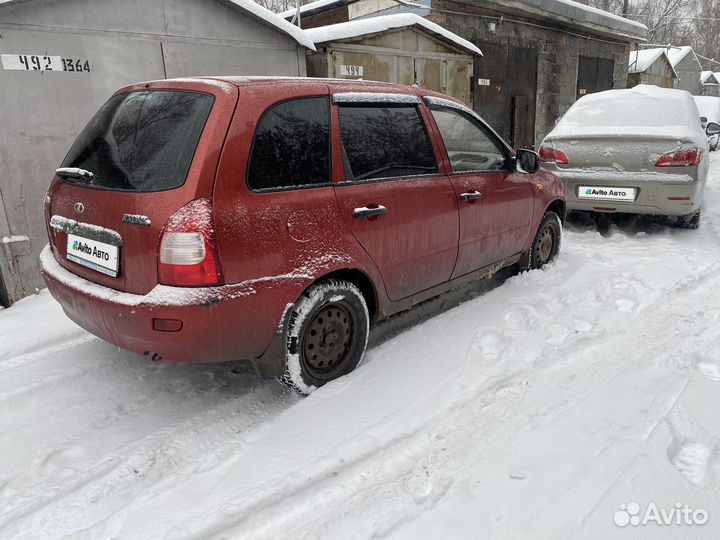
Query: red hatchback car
[[41, 77, 565, 393]]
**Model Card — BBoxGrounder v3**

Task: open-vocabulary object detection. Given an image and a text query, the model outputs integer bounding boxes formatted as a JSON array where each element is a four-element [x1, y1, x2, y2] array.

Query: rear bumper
[[553, 173, 704, 216], [40, 245, 301, 370]]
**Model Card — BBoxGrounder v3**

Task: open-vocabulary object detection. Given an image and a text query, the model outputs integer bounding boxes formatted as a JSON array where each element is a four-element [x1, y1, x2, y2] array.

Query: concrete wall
[[0, 0, 307, 305], [428, 1, 631, 145], [300, 0, 635, 146]]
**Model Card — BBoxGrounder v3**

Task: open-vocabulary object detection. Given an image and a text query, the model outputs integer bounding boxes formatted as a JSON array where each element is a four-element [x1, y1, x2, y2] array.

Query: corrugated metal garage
[[0, 0, 314, 306]]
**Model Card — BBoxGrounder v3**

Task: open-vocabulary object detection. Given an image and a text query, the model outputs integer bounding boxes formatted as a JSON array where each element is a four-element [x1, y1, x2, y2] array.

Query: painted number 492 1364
[[0, 54, 91, 73]]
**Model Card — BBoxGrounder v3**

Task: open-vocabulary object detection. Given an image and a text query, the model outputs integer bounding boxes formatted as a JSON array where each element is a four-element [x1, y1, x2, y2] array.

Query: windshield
[[60, 90, 214, 192]]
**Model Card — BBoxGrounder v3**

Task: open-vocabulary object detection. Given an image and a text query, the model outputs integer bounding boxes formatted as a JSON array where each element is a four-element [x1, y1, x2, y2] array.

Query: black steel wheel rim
[[302, 301, 359, 380], [538, 225, 555, 263]]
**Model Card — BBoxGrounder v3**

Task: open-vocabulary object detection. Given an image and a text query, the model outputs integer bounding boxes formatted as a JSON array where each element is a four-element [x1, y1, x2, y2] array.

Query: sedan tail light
[[538, 144, 569, 165], [158, 198, 223, 287], [655, 147, 704, 167]]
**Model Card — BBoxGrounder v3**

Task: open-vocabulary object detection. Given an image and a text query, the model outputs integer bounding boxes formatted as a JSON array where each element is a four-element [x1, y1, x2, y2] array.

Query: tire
[[521, 211, 562, 270], [277, 279, 370, 395], [677, 210, 701, 230]]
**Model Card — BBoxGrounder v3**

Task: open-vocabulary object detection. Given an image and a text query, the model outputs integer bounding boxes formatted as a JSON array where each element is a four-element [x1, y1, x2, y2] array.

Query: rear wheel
[[278, 279, 369, 395], [521, 211, 562, 270]]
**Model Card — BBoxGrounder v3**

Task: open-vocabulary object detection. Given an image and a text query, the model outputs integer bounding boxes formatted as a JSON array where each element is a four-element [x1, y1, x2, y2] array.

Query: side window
[[248, 97, 330, 191], [338, 104, 438, 181], [430, 108, 509, 172]]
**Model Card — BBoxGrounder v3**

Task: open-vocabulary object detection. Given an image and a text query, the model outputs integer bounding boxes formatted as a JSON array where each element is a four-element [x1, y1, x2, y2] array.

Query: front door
[[332, 99, 459, 301], [427, 104, 534, 277]]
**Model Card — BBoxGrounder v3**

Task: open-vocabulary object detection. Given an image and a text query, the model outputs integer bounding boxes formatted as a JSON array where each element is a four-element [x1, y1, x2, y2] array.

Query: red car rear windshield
[[59, 90, 214, 192]]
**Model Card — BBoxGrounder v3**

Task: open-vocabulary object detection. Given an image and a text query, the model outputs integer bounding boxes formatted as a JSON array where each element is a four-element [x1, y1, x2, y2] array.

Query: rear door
[[45, 80, 237, 294], [332, 94, 459, 301], [427, 102, 534, 277]]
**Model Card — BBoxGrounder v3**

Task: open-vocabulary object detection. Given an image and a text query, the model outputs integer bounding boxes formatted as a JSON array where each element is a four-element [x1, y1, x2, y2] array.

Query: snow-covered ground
[[3, 157, 720, 540]]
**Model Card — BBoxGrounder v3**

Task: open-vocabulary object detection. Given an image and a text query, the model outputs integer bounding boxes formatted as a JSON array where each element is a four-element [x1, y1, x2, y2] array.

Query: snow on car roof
[[628, 48, 675, 76], [304, 13, 482, 56], [549, 84, 702, 139]]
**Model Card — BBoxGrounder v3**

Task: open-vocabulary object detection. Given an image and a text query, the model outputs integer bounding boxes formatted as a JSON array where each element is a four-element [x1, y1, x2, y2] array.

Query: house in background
[[283, 0, 647, 150], [627, 48, 676, 88], [666, 45, 703, 95], [700, 71, 720, 97], [0, 0, 314, 306], [304, 13, 482, 106]]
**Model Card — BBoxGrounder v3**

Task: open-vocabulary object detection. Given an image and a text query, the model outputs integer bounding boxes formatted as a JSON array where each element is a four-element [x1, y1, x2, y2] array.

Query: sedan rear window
[[59, 90, 214, 192]]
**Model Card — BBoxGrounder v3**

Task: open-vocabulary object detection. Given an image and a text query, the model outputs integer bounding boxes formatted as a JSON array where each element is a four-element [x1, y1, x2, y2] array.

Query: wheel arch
[[312, 268, 379, 322], [545, 198, 566, 224]]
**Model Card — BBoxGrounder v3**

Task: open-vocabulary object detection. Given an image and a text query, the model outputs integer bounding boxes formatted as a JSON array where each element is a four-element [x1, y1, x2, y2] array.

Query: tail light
[[655, 147, 703, 167], [538, 144, 569, 165], [158, 198, 223, 287]]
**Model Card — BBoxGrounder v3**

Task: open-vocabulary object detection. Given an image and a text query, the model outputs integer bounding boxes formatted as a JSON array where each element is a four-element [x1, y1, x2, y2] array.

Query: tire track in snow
[[174, 247, 720, 540], [0, 379, 294, 538]]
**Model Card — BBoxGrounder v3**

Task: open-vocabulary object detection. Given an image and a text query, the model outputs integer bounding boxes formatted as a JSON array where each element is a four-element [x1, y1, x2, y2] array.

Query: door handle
[[459, 191, 482, 202], [353, 205, 388, 220]]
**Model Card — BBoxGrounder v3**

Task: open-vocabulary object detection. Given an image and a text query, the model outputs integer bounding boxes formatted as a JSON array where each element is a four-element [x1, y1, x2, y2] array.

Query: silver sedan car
[[540, 85, 719, 228]]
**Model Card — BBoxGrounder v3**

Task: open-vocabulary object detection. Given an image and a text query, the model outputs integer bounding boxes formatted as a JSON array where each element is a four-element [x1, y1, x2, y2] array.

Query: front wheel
[[278, 279, 370, 395], [521, 211, 562, 270]]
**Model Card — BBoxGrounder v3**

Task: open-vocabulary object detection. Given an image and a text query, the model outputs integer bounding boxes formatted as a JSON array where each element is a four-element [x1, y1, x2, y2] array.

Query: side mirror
[[516, 148, 540, 174], [706, 122, 720, 136], [701, 116, 708, 124]]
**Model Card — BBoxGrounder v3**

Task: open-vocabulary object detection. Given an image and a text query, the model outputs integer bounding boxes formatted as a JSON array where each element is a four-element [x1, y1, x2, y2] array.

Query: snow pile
[[305, 13, 482, 56]]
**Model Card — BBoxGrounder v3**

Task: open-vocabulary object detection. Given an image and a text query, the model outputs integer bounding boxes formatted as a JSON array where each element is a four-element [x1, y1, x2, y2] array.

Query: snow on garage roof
[[224, 0, 315, 49], [700, 71, 719, 85], [304, 13, 482, 55], [0, 0, 316, 50], [665, 45, 701, 69], [282, 0, 646, 42], [628, 48, 675, 75]]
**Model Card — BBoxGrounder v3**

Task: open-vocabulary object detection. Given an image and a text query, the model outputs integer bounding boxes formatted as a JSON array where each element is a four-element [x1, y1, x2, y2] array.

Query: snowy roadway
[[3, 157, 720, 540]]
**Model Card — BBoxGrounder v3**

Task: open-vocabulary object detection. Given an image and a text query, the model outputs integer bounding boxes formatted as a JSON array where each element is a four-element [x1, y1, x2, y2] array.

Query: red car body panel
[[41, 77, 565, 371]]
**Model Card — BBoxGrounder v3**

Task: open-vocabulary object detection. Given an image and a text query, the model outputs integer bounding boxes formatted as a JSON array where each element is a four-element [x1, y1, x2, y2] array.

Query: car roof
[[125, 76, 458, 103]]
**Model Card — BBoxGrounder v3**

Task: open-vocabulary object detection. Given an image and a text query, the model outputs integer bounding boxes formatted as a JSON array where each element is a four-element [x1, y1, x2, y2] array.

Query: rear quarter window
[[60, 90, 215, 192], [247, 97, 331, 191]]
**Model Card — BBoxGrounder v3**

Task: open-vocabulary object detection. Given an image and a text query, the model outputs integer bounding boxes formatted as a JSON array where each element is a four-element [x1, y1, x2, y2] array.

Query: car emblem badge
[[122, 214, 152, 227], [74, 202, 85, 214]]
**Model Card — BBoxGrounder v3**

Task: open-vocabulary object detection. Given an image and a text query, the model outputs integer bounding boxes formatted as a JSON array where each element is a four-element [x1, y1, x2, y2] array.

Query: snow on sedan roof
[[549, 85, 702, 139], [304, 13, 482, 56]]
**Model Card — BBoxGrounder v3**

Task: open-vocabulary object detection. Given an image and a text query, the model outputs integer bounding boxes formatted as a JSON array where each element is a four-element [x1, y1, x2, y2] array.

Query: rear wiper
[[55, 167, 95, 180]]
